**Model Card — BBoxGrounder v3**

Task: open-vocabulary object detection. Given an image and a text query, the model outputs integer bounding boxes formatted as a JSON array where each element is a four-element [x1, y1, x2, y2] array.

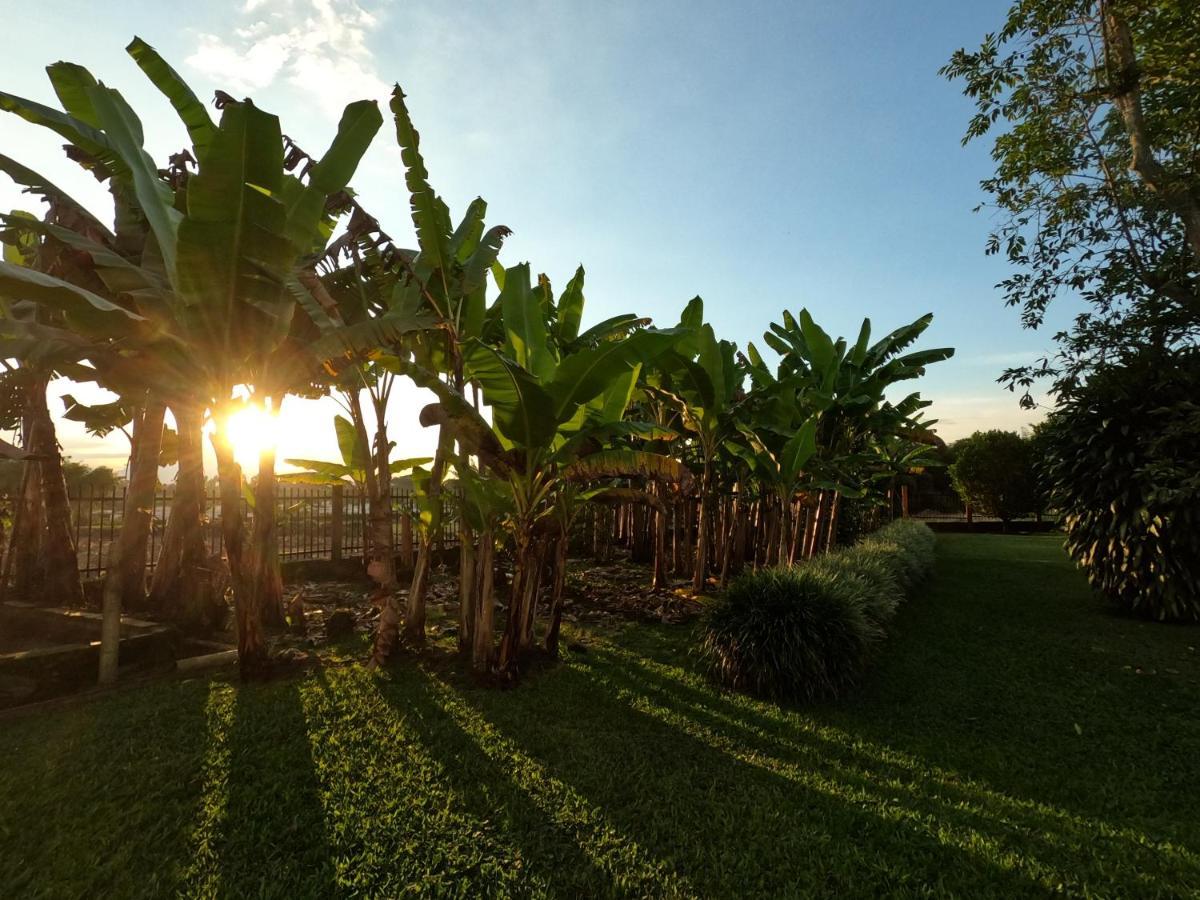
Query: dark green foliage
[[697, 566, 881, 702], [1042, 352, 1200, 621], [942, 0, 1200, 400], [3, 535, 1200, 898], [697, 519, 935, 701], [949, 430, 1040, 523]]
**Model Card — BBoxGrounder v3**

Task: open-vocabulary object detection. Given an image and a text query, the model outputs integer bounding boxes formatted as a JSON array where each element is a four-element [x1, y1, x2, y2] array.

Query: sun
[[224, 404, 280, 471]]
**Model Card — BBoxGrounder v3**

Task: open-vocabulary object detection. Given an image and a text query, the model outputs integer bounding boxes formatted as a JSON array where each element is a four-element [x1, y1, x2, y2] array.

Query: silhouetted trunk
[[25, 376, 83, 607], [113, 399, 166, 610], [149, 405, 216, 629], [458, 517, 476, 655], [691, 459, 712, 593], [99, 398, 166, 684], [544, 533, 570, 656], [472, 524, 496, 673], [652, 486, 669, 590], [824, 492, 841, 552], [497, 534, 532, 673], [250, 435, 283, 628], [400, 433, 449, 650], [211, 414, 268, 680], [8, 456, 42, 602]]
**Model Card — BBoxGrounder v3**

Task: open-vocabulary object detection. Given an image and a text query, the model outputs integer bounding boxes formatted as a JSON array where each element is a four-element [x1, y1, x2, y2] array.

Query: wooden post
[[330, 484, 344, 561], [400, 510, 414, 570]]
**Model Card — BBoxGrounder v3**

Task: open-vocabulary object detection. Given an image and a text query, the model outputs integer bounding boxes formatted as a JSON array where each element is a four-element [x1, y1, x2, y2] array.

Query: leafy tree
[[1040, 350, 1200, 620], [949, 430, 1040, 524], [942, 0, 1200, 402]]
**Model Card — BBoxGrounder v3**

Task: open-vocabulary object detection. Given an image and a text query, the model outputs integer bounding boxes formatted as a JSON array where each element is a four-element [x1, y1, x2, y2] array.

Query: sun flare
[[223, 404, 280, 471]]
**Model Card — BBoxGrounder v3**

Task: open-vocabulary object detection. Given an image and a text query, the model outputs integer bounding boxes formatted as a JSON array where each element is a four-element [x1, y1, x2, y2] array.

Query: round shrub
[[696, 567, 881, 702], [811, 549, 901, 626], [1041, 352, 1200, 622]]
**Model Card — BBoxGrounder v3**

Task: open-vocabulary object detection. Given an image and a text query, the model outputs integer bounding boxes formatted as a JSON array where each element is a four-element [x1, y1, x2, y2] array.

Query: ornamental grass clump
[[697, 566, 881, 702], [698, 520, 936, 702]]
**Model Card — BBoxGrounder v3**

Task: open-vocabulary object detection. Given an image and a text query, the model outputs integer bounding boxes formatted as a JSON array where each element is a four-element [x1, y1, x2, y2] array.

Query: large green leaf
[[283, 99, 382, 252], [45, 63, 103, 128], [0, 154, 112, 239], [461, 224, 510, 301], [174, 101, 292, 362], [547, 327, 681, 423], [498, 263, 554, 380], [280, 459, 354, 485], [308, 310, 437, 368], [333, 415, 366, 470], [864, 313, 934, 367], [449, 197, 486, 263], [1, 214, 164, 302], [0, 261, 142, 335], [86, 85, 181, 277], [463, 340, 557, 449], [574, 313, 647, 347], [779, 418, 819, 484], [126, 37, 216, 161], [556, 265, 586, 344], [390, 87, 452, 285], [0, 89, 122, 176], [561, 449, 692, 486]]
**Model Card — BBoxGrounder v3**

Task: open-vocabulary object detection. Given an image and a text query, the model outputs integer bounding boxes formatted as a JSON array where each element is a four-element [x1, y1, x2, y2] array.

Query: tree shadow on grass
[[211, 678, 337, 898], [367, 663, 684, 897], [429, 662, 1051, 898], [574, 641, 1200, 897], [0, 679, 212, 897]]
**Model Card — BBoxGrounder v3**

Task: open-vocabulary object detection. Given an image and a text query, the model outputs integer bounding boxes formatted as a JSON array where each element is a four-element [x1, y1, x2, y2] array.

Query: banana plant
[[282, 414, 431, 489], [0, 39, 396, 679]]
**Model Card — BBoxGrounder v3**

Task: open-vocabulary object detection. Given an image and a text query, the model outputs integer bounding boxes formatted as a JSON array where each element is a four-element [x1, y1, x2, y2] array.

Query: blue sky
[[1, 0, 1070, 470]]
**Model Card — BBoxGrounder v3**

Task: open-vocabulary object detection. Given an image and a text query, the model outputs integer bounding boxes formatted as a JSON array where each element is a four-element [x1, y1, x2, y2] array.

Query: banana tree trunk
[[249, 435, 284, 628], [652, 485, 669, 590], [400, 433, 450, 649], [99, 398, 166, 684], [544, 532, 570, 656], [472, 523, 496, 673], [497, 533, 532, 673], [824, 492, 841, 552], [113, 398, 166, 610], [719, 489, 740, 589], [8, 455, 42, 602], [805, 490, 831, 559], [458, 517, 476, 656], [26, 376, 83, 607], [149, 404, 215, 629], [519, 540, 546, 651], [211, 414, 268, 680]]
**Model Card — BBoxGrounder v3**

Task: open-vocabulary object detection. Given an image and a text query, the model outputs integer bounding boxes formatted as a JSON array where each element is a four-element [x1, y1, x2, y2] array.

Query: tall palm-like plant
[[0, 39, 386, 678]]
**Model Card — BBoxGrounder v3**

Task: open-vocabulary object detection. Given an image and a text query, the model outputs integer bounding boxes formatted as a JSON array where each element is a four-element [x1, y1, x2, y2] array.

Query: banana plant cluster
[[0, 39, 953, 685]]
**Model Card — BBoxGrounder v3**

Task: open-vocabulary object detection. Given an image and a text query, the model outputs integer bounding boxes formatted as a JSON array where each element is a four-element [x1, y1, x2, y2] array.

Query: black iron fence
[[66, 484, 459, 579]]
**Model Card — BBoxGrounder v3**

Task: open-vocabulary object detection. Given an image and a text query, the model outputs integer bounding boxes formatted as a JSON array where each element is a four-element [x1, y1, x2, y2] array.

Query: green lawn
[[2, 533, 1199, 898]]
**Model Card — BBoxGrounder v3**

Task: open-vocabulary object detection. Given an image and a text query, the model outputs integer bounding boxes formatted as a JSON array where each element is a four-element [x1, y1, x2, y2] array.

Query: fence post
[[331, 484, 344, 561], [400, 508, 414, 570]]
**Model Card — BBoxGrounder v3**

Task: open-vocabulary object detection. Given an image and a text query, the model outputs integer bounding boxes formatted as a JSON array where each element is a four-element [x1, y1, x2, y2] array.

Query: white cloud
[[186, 0, 390, 115]]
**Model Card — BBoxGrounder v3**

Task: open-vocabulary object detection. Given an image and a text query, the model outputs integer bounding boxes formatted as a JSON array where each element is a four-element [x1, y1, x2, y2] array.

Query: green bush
[[1041, 352, 1200, 622], [697, 519, 936, 701], [949, 430, 1041, 523]]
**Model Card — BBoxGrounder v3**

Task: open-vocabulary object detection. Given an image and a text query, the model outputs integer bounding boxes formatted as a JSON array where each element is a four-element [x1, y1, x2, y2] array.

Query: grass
[[2, 533, 1199, 898]]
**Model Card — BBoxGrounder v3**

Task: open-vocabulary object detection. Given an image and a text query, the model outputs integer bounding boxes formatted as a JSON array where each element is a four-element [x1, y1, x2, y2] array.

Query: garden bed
[[0, 603, 232, 709]]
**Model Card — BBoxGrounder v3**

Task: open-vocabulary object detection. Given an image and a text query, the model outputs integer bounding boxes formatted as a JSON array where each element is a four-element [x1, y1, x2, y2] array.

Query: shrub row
[[696, 519, 936, 703]]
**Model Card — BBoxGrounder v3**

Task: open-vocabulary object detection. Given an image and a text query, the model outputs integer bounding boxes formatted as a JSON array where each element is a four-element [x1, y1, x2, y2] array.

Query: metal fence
[[66, 484, 459, 579], [905, 488, 1042, 524]]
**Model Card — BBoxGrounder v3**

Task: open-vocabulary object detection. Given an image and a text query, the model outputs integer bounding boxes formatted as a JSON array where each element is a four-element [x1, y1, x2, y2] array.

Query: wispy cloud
[[186, 0, 390, 116]]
